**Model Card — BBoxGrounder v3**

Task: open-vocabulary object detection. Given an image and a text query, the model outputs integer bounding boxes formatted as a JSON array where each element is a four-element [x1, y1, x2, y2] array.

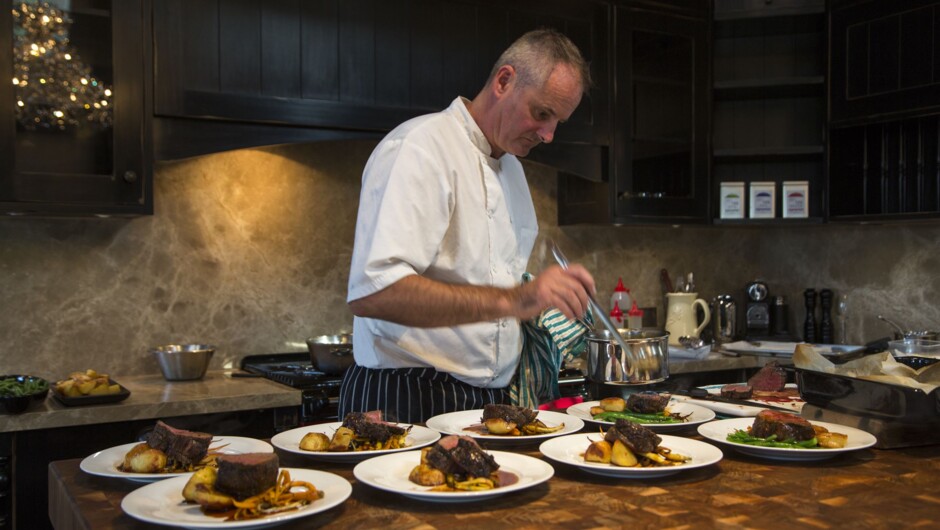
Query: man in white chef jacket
[[341, 28, 596, 423]]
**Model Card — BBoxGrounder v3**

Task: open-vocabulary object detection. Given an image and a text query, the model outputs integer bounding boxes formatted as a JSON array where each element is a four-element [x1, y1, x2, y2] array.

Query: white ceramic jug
[[665, 292, 711, 346]]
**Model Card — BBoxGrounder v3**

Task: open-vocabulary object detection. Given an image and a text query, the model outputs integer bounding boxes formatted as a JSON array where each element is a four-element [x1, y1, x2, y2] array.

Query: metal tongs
[[549, 241, 643, 377]]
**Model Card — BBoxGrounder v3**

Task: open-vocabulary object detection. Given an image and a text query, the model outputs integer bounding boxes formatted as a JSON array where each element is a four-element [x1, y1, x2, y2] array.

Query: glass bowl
[[887, 339, 940, 370]]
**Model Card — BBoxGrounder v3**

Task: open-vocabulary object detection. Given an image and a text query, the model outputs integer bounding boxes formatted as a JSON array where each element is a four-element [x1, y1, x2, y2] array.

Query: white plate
[[697, 417, 877, 461], [80, 437, 274, 483], [565, 400, 716, 432], [353, 450, 553, 503], [692, 383, 805, 416], [722, 341, 864, 359], [539, 433, 723, 478], [120, 468, 351, 529], [270, 422, 441, 463], [424, 409, 583, 445]]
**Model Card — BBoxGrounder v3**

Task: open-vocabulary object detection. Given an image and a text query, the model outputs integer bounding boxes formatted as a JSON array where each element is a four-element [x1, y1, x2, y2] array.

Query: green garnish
[[592, 410, 685, 424], [0, 376, 49, 397], [726, 429, 819, 448]]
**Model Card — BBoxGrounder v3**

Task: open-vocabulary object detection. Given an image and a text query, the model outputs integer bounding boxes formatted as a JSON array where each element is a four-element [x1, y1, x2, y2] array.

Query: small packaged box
[[749, 181, 776, 218], [783, 181, 809, 218], [719, 181, 745, 219]]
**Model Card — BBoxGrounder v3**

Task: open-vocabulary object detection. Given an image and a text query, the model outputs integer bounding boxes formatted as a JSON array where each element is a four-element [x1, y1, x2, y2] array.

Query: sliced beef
[[341, 411, 407, 442], [750, 410, 815, 441], [481, 403, 538, 426], [604, 419, 662, 454], [424, 435, 499, 479], [146, 421, 213, 466], [720, 384, 753, 399], [747, 361, 788, 392], [214, 452, 279, 501], [626, 391, 670, 414]]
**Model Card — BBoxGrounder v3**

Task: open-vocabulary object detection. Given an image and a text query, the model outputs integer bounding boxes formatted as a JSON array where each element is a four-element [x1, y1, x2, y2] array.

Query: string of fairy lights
[[11, 1, 112, 131]]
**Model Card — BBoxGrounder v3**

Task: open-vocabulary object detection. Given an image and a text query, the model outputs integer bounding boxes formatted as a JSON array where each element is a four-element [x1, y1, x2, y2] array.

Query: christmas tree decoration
[[11, 1, 112, 131]]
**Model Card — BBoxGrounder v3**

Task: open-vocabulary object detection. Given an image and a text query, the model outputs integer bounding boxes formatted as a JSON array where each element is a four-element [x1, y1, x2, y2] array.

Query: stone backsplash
[[1, 141, 938, 379]]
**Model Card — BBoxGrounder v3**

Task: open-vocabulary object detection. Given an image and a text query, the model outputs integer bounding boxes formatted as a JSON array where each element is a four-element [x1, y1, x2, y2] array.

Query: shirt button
[[501, 320, 508, 328]]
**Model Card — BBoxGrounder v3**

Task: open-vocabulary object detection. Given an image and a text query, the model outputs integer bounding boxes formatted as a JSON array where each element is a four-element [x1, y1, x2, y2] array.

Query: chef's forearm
[[348, 275, 534, 327]]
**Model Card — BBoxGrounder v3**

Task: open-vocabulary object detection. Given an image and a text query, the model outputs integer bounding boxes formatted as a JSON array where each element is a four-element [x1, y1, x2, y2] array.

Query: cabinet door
[[0, 0, 150, 216], [612, 5, 710, 224], [830, 0, 940, 127], [152, 0, 608, 163]]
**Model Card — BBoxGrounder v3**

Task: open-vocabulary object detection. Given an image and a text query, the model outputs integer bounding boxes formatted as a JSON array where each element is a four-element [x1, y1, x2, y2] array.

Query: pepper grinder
[[819, 288, 834, 344], [803, 288, 817, 343]]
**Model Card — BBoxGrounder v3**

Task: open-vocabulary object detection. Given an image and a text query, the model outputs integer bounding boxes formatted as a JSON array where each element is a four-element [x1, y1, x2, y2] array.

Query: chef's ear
[[494, 65, 516, 95]]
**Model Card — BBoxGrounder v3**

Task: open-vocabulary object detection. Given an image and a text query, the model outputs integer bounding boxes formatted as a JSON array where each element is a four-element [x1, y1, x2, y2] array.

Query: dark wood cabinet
[[152, 0, 610, 173], [559, 1, 709, 225], [711, 0, 827, 224], [828, 0, 940, 221], [0, 0, 151, 216], [610, 1, 711, 224]]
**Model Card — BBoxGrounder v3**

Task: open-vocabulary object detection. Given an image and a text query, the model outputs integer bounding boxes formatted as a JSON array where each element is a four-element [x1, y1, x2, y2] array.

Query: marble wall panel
[[0, 141, 937, 380]]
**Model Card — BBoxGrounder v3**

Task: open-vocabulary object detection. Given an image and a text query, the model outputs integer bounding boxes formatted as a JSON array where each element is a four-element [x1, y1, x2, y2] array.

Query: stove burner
[[240, 353, 344, 390]]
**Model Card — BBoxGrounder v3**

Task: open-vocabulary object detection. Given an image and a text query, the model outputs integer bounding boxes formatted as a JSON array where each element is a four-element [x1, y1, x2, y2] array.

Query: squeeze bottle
[[609, 302, 624, 328], [610, 278, 632, 314], [627, 301, 644, 330]]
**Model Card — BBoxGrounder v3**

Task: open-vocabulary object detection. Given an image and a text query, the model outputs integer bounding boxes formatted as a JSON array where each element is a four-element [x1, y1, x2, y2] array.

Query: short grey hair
[[488, 28, 592, 94]]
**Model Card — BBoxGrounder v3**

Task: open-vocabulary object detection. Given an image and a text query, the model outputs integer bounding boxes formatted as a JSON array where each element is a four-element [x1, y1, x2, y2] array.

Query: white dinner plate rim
[[424, 409, 584, 442], [696, 417, 877, 461], [353, 450, 553, 502], [79, 437, 274, 482], [120, 467, 351, 529], [270, 422, 440, 462], [565, 400, 716, 431], [538, 433, 723, 478]]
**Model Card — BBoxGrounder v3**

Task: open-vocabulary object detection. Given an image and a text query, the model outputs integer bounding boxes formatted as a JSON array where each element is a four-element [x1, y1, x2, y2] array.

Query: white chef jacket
[[347, 97, 538, 388]]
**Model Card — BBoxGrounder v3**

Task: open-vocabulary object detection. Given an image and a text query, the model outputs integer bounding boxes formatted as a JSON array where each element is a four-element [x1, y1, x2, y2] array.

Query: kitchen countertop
[[3, 352, 776, 434], [49, 434, 940, 529], [0, 371, 301, 434]]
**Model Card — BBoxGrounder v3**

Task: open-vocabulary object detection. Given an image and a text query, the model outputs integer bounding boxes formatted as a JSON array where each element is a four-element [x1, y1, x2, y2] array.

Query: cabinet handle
[[123, 170, 138, 183]]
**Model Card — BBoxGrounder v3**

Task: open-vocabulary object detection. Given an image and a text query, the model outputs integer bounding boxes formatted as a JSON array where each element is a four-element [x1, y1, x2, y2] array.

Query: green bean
[[727, 429, 819, 448], [592, 411, 683, 424], [0, 377, 48, 397]]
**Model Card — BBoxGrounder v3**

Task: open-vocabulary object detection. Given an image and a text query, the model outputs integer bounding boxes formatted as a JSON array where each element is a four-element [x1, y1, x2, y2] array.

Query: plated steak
[[424, 435, 499, 479], [747, 361, 788, 392], [720, 384, 753, 399], [146, 420, 213, 466], [604, 419, 662, 454], [626, 391, 670, 413], [482, 403, 538, 426], [750, 410, 815, 441], [214, 452, 279, 501], [341, 411, 408, 442]]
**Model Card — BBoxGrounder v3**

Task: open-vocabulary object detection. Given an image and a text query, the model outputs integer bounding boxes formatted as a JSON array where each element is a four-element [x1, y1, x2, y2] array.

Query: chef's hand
[[514, 264, 595, 321]]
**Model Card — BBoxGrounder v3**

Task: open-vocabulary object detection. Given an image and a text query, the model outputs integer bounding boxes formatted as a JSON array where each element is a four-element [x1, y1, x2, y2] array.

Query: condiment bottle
[[611, 278, 632, 314], [610, 302, 624, 328], [627, 301, 644, 330]]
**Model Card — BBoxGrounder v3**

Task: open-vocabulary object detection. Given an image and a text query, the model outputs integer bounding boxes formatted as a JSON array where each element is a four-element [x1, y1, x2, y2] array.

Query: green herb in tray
[[727, 429, 819, 449], [0, 376, 49, 397]]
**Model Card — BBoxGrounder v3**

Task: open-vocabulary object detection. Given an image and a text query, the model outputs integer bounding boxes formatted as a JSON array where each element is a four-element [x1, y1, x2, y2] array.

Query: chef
[[340, 28, 596, 423]]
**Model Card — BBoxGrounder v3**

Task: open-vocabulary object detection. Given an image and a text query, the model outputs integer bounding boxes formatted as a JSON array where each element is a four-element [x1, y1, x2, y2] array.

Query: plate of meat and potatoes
[[425, 406, 584, 445], [697, 416, 876, 461]]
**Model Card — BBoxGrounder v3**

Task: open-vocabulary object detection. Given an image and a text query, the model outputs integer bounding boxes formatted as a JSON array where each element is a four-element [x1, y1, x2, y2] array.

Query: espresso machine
[[744, 280, 771, 339]]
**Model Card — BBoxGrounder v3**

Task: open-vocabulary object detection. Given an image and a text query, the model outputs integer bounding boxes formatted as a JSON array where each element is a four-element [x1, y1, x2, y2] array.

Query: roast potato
[[610, 440, 638, 467], [484, 417, 518, 435], [600, 397, 626, 412], [328, 426, 356, 452], [299, 432, 331, 452], [584, 440, 612, 463], [122, 443, 167, 473], [182, 466, 234, 511]]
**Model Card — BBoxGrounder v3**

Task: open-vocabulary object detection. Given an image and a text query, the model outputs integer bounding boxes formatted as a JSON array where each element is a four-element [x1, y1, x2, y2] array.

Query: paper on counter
[[793, 344, 940, 394]]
